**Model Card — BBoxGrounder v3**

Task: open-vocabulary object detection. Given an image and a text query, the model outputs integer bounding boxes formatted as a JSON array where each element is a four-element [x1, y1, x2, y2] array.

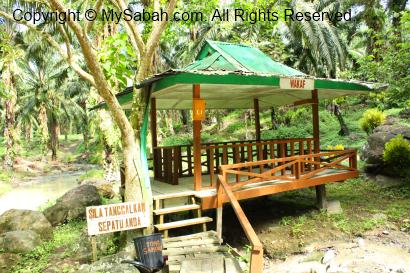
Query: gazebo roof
[[109, 40, 386, 110]]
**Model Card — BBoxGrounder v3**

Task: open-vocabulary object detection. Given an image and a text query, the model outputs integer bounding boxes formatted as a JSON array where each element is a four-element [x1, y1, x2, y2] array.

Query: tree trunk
[[2, 62, 17, 169], [49, 113, 59, 161], [38, 104, 49, 159], [334, 104, 350, 136], [181, 110, 188, 127], [270, 107, 278, 130], [80, 100, 89, 151]]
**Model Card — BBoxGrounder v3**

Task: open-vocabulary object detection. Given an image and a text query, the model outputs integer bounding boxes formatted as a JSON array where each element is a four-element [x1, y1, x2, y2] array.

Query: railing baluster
[[290, 141, 295, 175], [209, 148, 215, 187], [187, 146, 193, 176], [247, 144, 252, 179], [222, 146, 228, 165]]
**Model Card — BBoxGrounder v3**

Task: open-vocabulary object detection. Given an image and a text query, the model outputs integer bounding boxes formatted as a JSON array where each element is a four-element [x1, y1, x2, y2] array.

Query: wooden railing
[[214, 149, 357, 272], [216, 175, 264, 273], [219, 149, 358, 192], [152, 138, 316, 186]]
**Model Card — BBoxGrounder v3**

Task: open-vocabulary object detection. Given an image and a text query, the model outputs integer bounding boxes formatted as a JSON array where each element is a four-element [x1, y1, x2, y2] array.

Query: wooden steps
[[163, 231, 243, 273], [155, 217, 212, 231], [153, 191, 212, 238], [153, 204, 200, 215]]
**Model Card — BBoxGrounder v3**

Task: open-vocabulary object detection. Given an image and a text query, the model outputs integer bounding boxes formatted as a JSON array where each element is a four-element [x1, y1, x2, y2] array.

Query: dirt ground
[[265, 229, 410, 273], [215, 181, 410, 273]]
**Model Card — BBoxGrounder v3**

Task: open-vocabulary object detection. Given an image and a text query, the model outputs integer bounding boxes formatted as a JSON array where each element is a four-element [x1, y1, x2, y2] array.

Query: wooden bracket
[[293, 98, 314, 106]]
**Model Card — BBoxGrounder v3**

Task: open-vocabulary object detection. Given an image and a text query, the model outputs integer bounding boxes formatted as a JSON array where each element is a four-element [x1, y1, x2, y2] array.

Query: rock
[[0, 253, 21, 272], [0, 230, 42, 254], [76, 227, 118, 261], [80, 179, 116, 199], [0, 209, 53, 240], [76, 251, 135, 273], [372, 213, 388, 221], [44, 185, 101, 226], [362, 124, 410, 175], [356, 237, 365, 247], [325, 200, 343, 215], [321, 249, 336, 264], [374, 175, 406, 188], [382, 230, 390, 235]]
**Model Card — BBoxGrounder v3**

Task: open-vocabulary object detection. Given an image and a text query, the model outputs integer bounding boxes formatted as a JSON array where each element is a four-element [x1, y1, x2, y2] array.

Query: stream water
[[0, 171, 83, 215]]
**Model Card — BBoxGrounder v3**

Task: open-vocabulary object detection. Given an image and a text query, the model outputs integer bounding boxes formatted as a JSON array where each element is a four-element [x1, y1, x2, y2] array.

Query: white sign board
[[280, 78, 315, 90], [86, 202, 149, 236]]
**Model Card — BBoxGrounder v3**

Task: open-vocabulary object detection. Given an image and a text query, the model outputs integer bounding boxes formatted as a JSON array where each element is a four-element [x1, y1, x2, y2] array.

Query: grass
[[0, 170, 12, 196], [11, 220, 86, 273], [79, 169, 104, 181], [250, 174, 410, 258]]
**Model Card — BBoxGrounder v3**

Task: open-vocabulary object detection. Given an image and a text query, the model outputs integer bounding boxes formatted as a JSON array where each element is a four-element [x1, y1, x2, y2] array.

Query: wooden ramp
[[163, 231, 243, 273]]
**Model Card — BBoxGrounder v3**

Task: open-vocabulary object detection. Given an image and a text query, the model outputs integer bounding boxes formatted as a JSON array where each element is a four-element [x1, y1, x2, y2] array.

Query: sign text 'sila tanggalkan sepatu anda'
[[86, 202, 149, 236]]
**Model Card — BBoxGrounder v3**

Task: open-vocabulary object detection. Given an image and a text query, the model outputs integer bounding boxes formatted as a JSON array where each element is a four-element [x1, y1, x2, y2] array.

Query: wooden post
[[91, 236, 97, 262], [193, 84, 202, 191], [311, 90, 319, 153], [151, 98, 158, 178], [312, 89, 327, 209], [254, 98, 261, 141]]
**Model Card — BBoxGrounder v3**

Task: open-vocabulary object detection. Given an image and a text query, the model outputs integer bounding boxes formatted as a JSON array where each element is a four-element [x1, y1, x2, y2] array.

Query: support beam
[[193, 85, 202, 191], [311, 89, 327, 209], [254, 98, 261, 141], [150, 98, 158, 178], [293, 98, 314, 107], [311, 90, 319, 152]]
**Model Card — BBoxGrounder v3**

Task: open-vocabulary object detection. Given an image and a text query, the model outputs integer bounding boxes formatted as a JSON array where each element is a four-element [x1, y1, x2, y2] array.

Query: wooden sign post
[[280, 77, 315, 90], [86, 202, 150, 261]]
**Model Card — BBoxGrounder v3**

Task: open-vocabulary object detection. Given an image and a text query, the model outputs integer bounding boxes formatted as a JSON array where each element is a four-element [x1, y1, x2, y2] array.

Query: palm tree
[[0, 28, 23, 169], [19, 43, 83, 160], [284, 0, 347, 78]]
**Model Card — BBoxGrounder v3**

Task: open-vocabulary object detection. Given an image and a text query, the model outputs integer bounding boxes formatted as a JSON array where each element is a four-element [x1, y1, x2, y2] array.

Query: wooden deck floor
[[151, 168, 355, 209]]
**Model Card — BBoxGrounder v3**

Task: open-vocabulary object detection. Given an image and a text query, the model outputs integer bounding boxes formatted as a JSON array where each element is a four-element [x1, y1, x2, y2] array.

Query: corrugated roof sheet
[[181, 40, 305, 76]]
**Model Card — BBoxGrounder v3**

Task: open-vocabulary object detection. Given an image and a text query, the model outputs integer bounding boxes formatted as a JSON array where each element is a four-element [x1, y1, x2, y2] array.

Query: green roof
[[182, 40, 305, 76], [95, 40, 386, 110]]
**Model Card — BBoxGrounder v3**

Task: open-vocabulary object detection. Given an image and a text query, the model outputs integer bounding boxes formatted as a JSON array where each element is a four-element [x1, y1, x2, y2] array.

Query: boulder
[[76, 227, 118, 261], [44, 185, 101, 226], [325, 200, 343, 215], [0, 209, 53, 240], [0, 230, 42, 254], [80, 179, 116, 199], [374, 175, 406, 188], [76, 251, 135, 273], [0, 253, 21, 272], [361, 124, 410, 175]]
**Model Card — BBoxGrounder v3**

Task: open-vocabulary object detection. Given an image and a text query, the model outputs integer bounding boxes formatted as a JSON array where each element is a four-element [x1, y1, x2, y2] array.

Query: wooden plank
[[163, 231, 217, 243], [153, 191, 196, 200], [153, 204, 200, 215], [155, 217, 212, 231], [165, 238, 220, 248], [201, 170, 359, 209], [163, 245, 228, 256]]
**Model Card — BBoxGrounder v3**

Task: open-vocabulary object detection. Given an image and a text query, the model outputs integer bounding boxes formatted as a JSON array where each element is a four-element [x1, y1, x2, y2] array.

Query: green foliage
[[359, 109, 385, 135], [79, 169, 104, 181], [383, 134, 410, 176], [12, 220, 85, 273], [99, 32, 137, 90]]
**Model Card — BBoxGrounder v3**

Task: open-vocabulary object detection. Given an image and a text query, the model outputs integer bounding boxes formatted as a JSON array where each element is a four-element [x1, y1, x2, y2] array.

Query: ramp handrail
[[216, 174, 264, 273]]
